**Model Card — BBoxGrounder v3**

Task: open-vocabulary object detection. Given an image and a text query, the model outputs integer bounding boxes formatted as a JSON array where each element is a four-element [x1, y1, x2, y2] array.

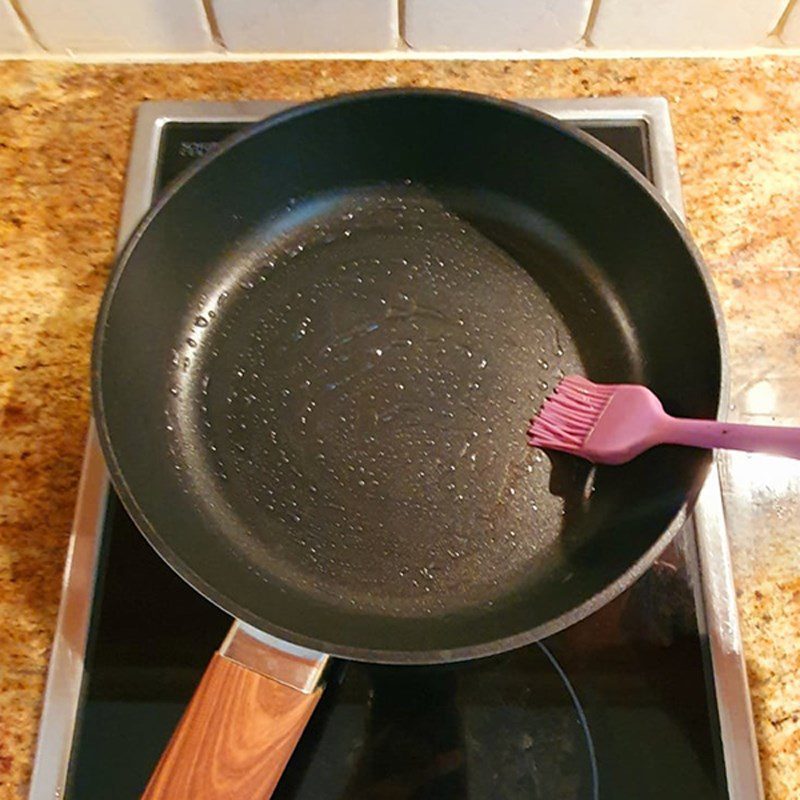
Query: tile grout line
[[6, 0, 47, 51], [769, 0, 798, 42], [580, 0, 602, 47], [200, 0, 227, 53], [396, 0, 411, 51]]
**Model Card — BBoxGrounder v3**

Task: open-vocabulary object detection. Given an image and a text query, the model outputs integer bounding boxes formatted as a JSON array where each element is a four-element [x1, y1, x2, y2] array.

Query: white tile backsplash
[[404, 0, 592, 51], [591, 0, 785, 49], [0, 0, 34, 53], [21, 0, 214, 53], [212, 0, 396, 52], [2, 0, 799, 57]]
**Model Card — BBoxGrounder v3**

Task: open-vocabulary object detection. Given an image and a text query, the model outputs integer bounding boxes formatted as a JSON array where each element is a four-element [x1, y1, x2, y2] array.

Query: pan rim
[[92, 87, 728, 664]]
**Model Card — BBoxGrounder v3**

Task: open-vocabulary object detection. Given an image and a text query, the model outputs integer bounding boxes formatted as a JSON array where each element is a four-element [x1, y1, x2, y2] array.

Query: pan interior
[[168, 183, 639, 621], [98, 94, 720, 659]]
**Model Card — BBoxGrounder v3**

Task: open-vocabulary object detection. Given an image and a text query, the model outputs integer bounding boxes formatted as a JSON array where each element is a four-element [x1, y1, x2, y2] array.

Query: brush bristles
[[527, 375, 613, 453]]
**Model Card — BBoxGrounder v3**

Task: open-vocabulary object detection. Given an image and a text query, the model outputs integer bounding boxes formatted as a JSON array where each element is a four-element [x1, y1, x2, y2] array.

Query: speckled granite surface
[[1, 57, 799, 798]]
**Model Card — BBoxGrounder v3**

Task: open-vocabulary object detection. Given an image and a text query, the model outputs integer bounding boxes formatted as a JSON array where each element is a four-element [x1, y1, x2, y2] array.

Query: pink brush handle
[[663, 417, 800, 459]]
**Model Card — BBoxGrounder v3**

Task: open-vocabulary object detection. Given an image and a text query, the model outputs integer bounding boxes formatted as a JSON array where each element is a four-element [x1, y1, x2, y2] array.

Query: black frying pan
[[92, 89, 723, 797]]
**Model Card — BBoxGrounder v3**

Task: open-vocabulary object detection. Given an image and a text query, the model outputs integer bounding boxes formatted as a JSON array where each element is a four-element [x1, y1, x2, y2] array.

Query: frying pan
[[92, 89, 723, 798]]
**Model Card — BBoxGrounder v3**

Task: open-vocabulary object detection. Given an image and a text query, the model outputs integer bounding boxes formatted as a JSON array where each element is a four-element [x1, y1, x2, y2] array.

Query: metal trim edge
[[694, 463, 765, 800], [28, 426, 109, 799]]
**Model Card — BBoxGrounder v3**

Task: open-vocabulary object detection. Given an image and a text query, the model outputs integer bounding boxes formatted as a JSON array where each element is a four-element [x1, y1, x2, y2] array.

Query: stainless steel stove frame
[[29, 97, 763, 800]]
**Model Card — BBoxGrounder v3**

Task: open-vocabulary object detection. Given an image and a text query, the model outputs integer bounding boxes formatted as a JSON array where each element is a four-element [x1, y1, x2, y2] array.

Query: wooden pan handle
[[142, 649, 323, 799]]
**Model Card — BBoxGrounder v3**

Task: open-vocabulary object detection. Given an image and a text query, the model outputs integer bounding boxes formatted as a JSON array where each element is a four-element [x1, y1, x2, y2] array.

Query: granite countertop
[[1, 57, 799, 797]]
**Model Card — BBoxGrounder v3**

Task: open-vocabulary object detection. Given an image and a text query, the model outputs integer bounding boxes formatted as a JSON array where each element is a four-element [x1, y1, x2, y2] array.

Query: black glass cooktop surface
[[65, 118, 727, 799]]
